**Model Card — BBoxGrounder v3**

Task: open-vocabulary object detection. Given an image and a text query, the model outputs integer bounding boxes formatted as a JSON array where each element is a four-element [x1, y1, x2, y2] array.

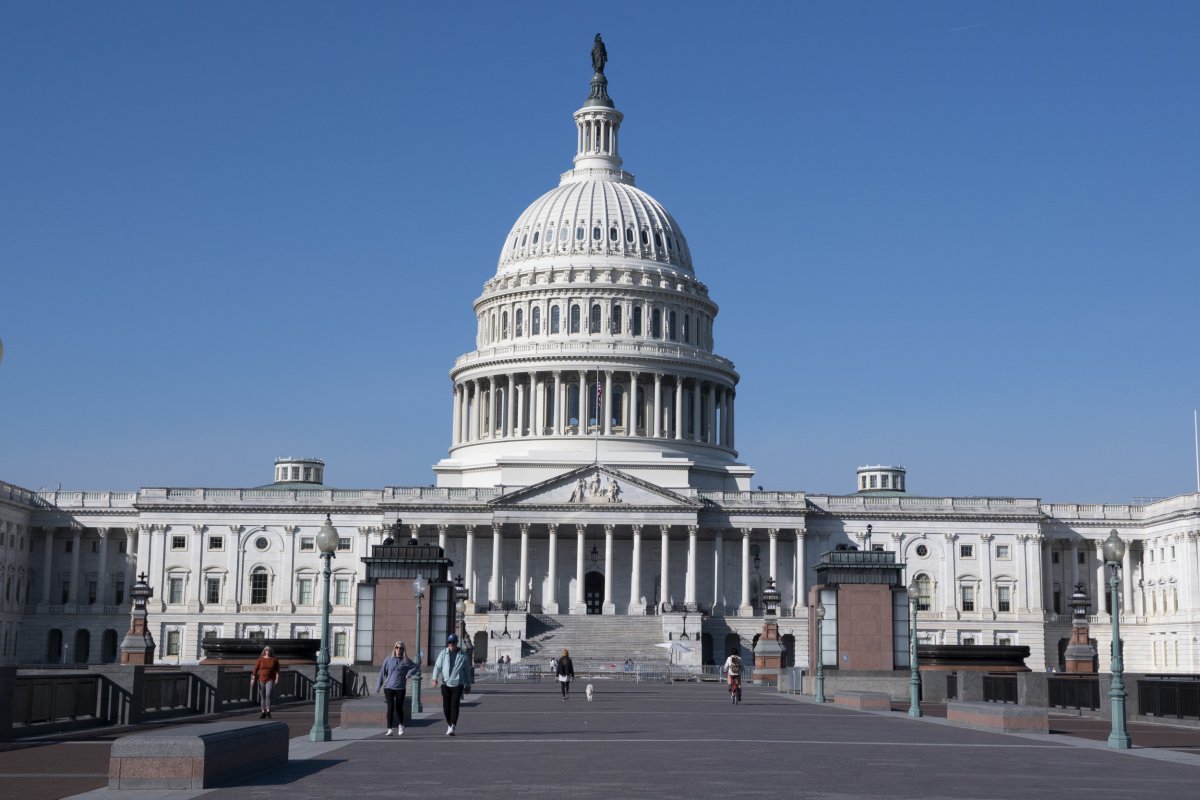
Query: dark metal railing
[[1047, 675, 1100, 710], [143, 672, 191, 712], [1138, 677, 1200, 720], [12, 674, 100, 727], [982, 673, 1017, 704]]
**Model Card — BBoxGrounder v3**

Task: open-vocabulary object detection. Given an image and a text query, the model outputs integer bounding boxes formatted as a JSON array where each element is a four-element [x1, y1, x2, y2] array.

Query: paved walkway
[[4, 685, 1199, 799]]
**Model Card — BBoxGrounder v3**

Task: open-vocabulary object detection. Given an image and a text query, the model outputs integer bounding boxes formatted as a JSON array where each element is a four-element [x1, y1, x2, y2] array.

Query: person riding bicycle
[[722, 652, 743, 703]]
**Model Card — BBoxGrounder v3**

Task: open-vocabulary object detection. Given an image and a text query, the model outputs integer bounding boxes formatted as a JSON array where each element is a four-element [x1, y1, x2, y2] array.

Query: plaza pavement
[[5, 683, 1200, 800]]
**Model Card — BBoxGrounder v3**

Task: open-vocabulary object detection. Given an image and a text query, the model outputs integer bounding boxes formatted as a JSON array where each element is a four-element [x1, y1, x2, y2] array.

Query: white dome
[[498, 178, 693, 275]]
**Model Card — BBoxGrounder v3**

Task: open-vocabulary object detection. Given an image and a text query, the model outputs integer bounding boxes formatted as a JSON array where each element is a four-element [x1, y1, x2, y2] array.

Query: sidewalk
[[5, 685, 1200, 799]]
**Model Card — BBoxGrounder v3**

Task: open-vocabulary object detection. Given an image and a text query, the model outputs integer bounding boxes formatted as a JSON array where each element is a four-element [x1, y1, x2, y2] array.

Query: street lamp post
[[454, 574, 469, 642], [907, 579, 922, 718], [412, 574, 426, 715], [1103, 529, 1131, 749], [814, 604, 826, 703], [309, 515, 339, 742]]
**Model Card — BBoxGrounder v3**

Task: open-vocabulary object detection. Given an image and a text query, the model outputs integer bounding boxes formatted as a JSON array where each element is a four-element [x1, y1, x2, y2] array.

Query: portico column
[[545, 524, 559, 614], [659, 525, 670, 611], [1095, 540, 1107, 617], [692, 380, 702, 442], [574, 524, 586, 614], [944, 534, 958, 612], [1070, 540, 1080, 589], [1122, 539, 1136, 614], [516, 380, 525, 437], [437, 524, 447, 553], [711, 529, 724, 616], [674, 376, 684, 440], [465, 526, 477, 602], [684, 525, 697, 608], [1026, 534, 1044, 613], [728, 389, 735, 448], [622, 376, 632, 434], [506, 373, 516, 437], [518, 523, 530, 606], [553, 371, 564, 435], [980, 533, 994, 612], [191, 525, 206, 608], [576, 370, 586, 435], [40, 526, 55, 605], [627, 372, 639, 436], [629, 525, 643, 615], [1016, 534, 1030, 612], [794, 529, 806, 613], [67, 528, 82, 606], [739, 529, 753, 616], [1041, 537, 1054, 614], [603, 524, 615, 614], [531, 373, 541, 436], [705, 384, 716, 443], [124, 527, 138, 597], [489, 524, 502, 605], [652, 373, 662, 438], [603, 371, 613, 435], [452, 384, 461, 446], [768, 529, 778, 586]]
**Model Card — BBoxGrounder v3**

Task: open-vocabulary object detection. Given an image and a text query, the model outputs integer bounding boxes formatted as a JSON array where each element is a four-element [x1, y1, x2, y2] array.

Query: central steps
[[522, 614, 669, 666]]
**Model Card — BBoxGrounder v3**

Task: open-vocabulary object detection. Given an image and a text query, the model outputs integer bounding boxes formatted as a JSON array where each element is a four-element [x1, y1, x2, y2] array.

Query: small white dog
[[585, 683, 594, 701]]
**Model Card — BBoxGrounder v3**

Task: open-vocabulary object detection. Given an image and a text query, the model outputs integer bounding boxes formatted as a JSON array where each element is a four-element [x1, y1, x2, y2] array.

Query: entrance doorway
[[584, 571, 604, 615]]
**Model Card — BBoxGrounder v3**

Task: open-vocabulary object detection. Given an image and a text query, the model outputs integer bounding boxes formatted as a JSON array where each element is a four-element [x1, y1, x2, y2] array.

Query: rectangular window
[[960, 544, 974, 559], [881, 475, 890, 488], [961, 635, 976, 646], [91, 541, 99, 553], [337, 537, 351, 552], [297, 630, 310, 639], [300, 537, 315, 552], [116, 581, 125, 606], [997, 586, 1011, 612], [64, 540, 73, 553], [961, 585, 975, 612], [1078, 551, 1086, 565], [166, 630, 180, 656], [168, 577, 184, 604], [995, 544, 1010, 560], [869, 475, 877, 488], [248, 630, 266, 642], [206, 577, 221, 604], [1052, 551, 1059, 564], [61, 580, 70, 604], [88, 581, 97, 605], [208, 536, 224, 551], [298, 578, 313, 606], [118, 540, 126, 554], [997, 636, 1012, 646], [335, 579, 350, 606], [334, 631, 347, 658], [171, 535, 187, 551]]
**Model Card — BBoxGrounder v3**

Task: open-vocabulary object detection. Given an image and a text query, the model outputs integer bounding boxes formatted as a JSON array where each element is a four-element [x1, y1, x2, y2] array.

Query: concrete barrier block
[[832, 691, 891, 711], [947, 701, 1048, 734]]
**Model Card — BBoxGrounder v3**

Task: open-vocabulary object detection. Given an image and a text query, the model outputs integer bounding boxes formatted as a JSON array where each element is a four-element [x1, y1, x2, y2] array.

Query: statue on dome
[[591, 34, 607, 74]]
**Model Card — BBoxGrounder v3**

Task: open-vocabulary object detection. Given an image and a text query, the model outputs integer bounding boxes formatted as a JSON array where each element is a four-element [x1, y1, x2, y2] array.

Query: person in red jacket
[[252, 645, 281, 718]]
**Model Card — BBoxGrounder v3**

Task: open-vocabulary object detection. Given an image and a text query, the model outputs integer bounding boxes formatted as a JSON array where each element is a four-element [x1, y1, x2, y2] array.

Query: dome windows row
[[507, 222, 689, 268], [478, 299, 712, 349]]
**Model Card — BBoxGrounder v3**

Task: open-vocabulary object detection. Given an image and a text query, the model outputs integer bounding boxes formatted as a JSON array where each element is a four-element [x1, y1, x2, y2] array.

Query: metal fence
[[1138, 677, 1200, 720], [982, 674, 1017, 704], [143, 671, 191, 712], [1047, 675, 1100, 711], [11, 674, 99, 727]]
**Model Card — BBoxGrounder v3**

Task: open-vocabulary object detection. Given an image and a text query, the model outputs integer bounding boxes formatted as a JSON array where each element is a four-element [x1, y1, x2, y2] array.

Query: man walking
[[432, 633, 473, 736]]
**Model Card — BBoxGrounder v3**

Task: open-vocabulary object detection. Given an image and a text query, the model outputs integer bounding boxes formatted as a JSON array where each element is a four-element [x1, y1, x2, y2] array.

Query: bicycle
[[726, 672, 742, 704]]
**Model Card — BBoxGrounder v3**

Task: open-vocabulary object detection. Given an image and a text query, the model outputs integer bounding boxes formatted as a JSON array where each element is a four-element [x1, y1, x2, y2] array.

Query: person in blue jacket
[[377, 641, 419, 736], [431, 633, 473, 736]]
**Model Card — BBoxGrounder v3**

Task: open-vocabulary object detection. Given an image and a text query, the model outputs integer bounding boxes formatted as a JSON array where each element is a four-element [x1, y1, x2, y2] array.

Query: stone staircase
[[522, 614, 669, 666]]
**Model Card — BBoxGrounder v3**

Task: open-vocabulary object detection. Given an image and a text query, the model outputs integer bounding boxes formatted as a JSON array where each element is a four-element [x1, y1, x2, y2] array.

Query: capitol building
[[1, 45, 1198, 675]]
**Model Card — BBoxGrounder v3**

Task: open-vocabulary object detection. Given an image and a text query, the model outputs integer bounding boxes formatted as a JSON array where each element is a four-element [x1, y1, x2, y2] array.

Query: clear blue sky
[[2, 1, 1198, 503]]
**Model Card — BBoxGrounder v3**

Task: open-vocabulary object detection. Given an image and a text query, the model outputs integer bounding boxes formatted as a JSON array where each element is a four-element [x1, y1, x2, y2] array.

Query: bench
[[832, 691, 892, 711], [947, 702, 1049, 734], [108, 720, 288, 790]]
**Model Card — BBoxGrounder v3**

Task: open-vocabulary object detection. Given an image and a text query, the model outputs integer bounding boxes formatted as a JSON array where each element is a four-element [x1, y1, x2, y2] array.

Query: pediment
[[490, 466, 702, 509]]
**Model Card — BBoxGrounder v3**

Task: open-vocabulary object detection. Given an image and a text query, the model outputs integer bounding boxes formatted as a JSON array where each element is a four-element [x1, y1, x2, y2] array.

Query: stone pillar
[[576, 370, 587, 435], [711, 529, 724, 616], [652, 373, 662, 438], [794, 529, 807, 614], [1027, 534, 1044, 612], [768, 529, 778, 586], [1123, 540, 1136, 614], [1041, 536, 1054, 614], [727, 389, 736, 449], [489, 524, 502, 605], [692, 380, 702, 442], [628, 372, 639, 436], [518, 524, 530, 606], [629, 524, 643, 615], [545, 524, 559, 614], [705, 384, 716, 443], [1094, 540, 1107, 617], [191, 525, 206, 610], [516, 380, 525, 437], [1016, 534, 1030, 612], [574, 525, 586, 614], [452, 384, 461, 446], [603, 371, 613, 435], [980, 533, 994, 613], [124, 527, 138, 603], [674, 376, 684, 440], [944, 534, 958, 613], [67, 528, 82, 606], [506, 373, 516, 437], [1070, 540, 1080, 589], [437, 524, 448, 553], [465, 526, 477, 602], [659, 525, 670, 612], [97, 528, 111, 606], [488, 376, 498, 439], [739, 529, 753, 616], [603, 525, 615, 614], [684, 525, 697, 609], [553, 371, 564, 435], [40, 526, 55, 605]]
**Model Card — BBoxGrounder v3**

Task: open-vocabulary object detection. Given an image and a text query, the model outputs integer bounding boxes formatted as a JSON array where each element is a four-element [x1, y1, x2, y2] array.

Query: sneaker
[[448, 725, 455, 736], [384, 728, 394, 737], [397, 726, 404, 736]]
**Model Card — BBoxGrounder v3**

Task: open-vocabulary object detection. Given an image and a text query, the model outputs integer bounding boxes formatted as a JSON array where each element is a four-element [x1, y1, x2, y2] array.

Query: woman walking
[[251, 645, 280, 718], [556, 648, 575, 700], [377, 641, 419, 736]]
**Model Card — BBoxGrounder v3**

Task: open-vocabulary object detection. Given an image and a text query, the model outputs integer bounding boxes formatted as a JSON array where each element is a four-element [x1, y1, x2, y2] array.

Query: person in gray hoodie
[[377, 641, 419, 736]]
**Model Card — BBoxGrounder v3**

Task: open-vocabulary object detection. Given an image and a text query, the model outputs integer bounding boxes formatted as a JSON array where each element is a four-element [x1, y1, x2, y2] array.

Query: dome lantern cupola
[[572, 35, 624, 176]]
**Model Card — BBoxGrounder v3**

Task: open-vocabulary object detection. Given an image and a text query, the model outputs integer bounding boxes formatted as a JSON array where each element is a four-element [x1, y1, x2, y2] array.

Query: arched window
[[611, 304, 622, 334], [640, 229, 649, 246], [654, 232, 663, 249], [501, 311, 509, 340], [550, 305, 561, 334], [532, 306, 542, 335], [532, 230, 539, 245], [592, 226, 601, 241], [609, 226, 618, 241], [913, 574, 932, 611], [632, 306, 643, 336], [668, 310, 677, 341], [569, 304, 581, 333], [560, 225, 568, 241], [250, 568, 269, 606], [590, 304, 601, 334], [546, 228, 554, 243], [625, 227, 634, 243], [651, 308, 662, 339], [515, 308, 524, 337], [576, 226, 585, 241]]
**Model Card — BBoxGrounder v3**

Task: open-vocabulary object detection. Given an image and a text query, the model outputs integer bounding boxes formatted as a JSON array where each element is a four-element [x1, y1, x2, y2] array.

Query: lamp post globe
[[309, 515, 338, 742], [412, 574, 426, 715], [454, 574, 469, 640], [814, 604, 826, 704], [907, 579, 922, 718], [1103, 529, 1132, 749]]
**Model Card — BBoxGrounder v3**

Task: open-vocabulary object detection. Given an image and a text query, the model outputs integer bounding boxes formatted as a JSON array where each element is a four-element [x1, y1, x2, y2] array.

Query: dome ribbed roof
[[497, 178, 692, 275]]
